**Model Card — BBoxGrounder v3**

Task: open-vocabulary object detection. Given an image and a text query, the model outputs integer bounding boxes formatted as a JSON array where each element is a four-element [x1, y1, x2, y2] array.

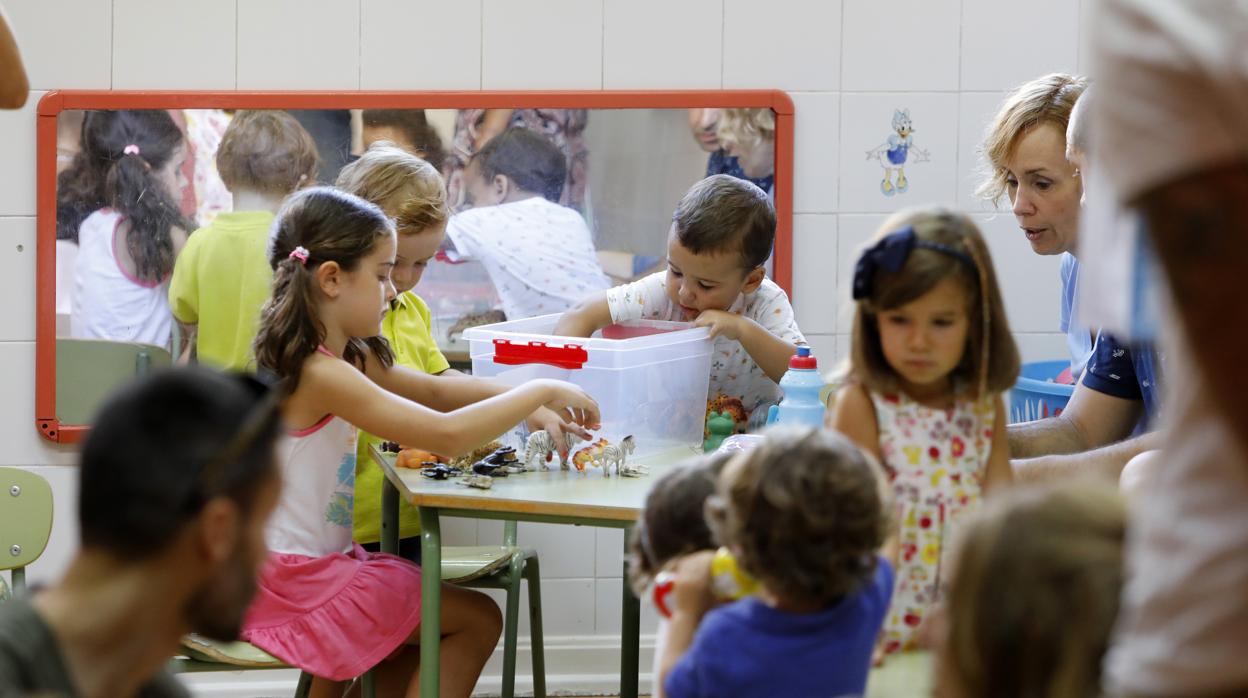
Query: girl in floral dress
[[827, 207, 1020, 657]]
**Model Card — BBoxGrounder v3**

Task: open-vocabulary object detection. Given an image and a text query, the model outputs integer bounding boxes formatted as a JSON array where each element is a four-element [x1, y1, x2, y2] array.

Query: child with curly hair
[[658, 427, 894, 698]]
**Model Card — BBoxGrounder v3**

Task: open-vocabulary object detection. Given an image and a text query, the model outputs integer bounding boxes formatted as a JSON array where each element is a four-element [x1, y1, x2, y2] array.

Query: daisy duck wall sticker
[[866, 109, 931, 197]]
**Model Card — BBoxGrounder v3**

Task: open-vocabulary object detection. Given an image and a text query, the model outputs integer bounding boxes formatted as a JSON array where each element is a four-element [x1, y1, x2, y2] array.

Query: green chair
[[170, 527, 546, 698], [170, 638, 322, 697], [439, 521, 546, 698], [0, 467, 54, 601], [55, 338, 172, 425]]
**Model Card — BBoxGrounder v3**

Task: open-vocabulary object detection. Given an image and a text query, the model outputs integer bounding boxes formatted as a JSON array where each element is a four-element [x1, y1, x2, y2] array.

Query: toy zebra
[[524, 430, 580, 471], [598, 435, 637, 477]]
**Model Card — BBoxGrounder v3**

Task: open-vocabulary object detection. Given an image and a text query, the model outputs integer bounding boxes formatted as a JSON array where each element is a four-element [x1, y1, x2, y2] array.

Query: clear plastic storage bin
[[463, 314, 713, 458]]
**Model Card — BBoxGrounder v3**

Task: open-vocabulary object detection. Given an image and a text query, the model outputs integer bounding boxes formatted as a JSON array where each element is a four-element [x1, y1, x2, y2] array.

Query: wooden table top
[[370, 444, 703, 522]]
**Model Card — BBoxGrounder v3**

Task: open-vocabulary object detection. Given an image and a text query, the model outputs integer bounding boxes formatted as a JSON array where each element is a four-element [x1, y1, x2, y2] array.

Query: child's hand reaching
[[525, 406, 593, 460], [693, 310, 746, 341], [533, 379, 602, 433]]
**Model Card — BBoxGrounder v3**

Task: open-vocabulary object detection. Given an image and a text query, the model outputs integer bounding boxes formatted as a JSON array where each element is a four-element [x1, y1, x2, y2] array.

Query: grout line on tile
[[109, 0, 115, 88], [838, 0, 846, 93], [479, 0, 485, 88], [234, 0, 240, 88], [720, 0, 726, 88], [358, 0, 363, 89]]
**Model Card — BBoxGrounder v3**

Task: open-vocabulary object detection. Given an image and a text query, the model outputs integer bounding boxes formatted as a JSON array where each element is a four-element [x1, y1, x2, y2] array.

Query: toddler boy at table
[[555, 174, 804, 429]]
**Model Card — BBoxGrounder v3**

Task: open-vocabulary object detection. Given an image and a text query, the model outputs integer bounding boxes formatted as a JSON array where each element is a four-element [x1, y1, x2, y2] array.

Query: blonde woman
[[712, 107, 776, 197], [978, 73, 1089, 377]]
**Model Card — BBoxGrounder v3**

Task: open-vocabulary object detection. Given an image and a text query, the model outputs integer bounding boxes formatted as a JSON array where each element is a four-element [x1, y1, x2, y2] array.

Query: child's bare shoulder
[[830, 382, 873, 414], [300, 350, 371, 390], [827, 383, 882, 456]]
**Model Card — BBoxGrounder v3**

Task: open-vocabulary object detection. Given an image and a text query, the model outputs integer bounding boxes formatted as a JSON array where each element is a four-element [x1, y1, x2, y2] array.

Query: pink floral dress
[[870, 389, 995, 655]]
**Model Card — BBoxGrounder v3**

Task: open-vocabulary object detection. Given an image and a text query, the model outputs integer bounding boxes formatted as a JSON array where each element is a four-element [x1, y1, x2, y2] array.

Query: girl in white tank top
[[240, 187, 600, 692]]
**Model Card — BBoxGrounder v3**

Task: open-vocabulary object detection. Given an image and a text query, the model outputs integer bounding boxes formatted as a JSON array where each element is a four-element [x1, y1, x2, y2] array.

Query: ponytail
[[106, 149, 189, 281], [253, 256, 324, 393], [56, 109, 190, 278], [254, 187, 397, 391]]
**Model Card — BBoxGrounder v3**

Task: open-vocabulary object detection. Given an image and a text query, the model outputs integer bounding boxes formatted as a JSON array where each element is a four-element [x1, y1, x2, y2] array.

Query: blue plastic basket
[[1009, 360, 1075, 424]]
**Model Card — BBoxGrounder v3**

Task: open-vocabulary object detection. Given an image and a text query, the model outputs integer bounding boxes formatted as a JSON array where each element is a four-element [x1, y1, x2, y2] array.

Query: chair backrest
[[0, 467, 54, 595], [55, 338, 173, 425]]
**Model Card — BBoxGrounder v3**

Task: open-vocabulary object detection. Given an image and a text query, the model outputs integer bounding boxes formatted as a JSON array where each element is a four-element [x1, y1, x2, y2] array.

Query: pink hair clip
[[122, 144, 141, 156], [288, 246, 310, 265]]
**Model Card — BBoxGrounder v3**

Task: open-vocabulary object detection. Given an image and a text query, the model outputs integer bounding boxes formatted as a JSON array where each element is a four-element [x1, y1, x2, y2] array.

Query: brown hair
[[977, 73, 1087, 204], [849, 207, 1020, 399], [944, 482, 1125, 698], [55, 109, 192, 279], [470, 127, 568, 203], [673, 174, 775, 270], [361, 109, 446, 170], [626, 451, 735, 596], [253, 186, 395, 391], [216, 110, 320, 196], [335, 142, 450, 236], [706, 427, 890, 607]]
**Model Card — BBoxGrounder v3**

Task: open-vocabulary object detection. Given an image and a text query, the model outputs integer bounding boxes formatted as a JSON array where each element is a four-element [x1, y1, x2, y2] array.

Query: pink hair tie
[[288, 246, 310, 265], [122, 144, 141, 156]]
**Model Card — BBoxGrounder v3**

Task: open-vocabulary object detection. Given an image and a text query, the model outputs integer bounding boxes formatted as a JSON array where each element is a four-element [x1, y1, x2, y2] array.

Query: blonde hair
[[977, 73, 1087, 204], [716, 108, 775, 153], [849, 207, 1020, 399], [335, 142, 450, 236], [945, 481, 1126, 698]]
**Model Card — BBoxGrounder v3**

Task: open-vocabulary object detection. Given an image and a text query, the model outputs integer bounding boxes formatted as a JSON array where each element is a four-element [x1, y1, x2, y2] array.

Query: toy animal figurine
[[598, 435, 636, 477], [706, 395, 749, 435], [421, 463, 459, 480], [461, 474, 493, 490], [703, 411, 735, 452], [619, 462, 650, 478], [472, 458, 509, 477], [450, 440, 504, 471], [571, 436, 636, 476], [481, 446, 519, 468], [525, 430, 575, 471], [571, 437, 610, 472], [380, 441, 402, 454]]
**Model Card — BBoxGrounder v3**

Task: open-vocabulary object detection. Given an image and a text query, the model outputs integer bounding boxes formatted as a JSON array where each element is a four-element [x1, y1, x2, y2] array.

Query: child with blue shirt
[[659, 427, 894, 698]]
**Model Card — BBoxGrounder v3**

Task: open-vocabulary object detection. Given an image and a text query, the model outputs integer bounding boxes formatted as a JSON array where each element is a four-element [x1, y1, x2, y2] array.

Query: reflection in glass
[[50, 106, 778, 422]]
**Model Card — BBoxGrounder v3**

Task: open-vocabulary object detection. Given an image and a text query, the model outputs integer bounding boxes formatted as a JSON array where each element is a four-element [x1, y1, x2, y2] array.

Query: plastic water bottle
[[766, 345, 826, 427]]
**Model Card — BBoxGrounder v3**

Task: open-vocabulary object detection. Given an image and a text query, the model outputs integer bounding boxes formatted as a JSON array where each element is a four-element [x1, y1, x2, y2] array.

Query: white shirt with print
[[606, 271, 805, 421], [445, 196, 611, 320]]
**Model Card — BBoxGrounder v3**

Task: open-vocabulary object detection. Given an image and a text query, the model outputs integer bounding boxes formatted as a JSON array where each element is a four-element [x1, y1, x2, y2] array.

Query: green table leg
[[381, 477, 399, 555], [419, 507, 443, 697], [621, 525, 639, 698]]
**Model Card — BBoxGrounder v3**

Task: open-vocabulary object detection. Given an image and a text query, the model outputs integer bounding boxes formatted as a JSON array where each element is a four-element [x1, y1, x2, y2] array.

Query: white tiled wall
[[0, 0, 1086, 693]]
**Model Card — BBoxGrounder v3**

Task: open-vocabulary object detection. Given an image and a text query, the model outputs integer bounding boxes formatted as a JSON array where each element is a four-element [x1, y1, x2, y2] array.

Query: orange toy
[[571, 437, 609, 471], [395, 448, 446, 469]]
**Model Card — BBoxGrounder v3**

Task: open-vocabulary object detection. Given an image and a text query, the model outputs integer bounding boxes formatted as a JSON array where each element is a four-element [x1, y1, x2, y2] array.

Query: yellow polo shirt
[[168, 210, 275, 370], [353, 291, 451, 544]]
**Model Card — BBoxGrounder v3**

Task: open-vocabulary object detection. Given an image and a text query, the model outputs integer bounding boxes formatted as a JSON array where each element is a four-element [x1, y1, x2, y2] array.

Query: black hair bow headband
[[851, 225, 977, 300]]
